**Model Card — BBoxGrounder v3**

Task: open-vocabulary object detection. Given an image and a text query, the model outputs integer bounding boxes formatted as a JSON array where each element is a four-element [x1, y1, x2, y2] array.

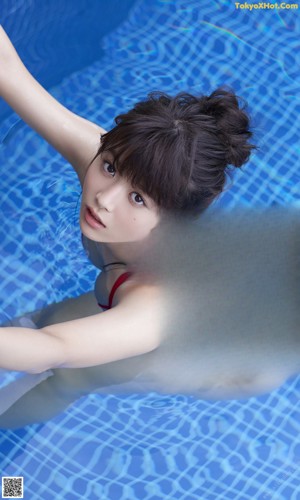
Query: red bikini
[[98, 272, 132, 310]]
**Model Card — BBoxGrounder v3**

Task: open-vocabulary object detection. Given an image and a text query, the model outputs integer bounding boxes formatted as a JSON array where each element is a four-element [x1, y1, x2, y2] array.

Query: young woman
[[0, 26, 255, 426]]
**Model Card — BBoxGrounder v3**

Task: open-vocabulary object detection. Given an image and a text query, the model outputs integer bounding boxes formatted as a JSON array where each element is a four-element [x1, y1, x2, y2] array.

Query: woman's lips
[[85, 206, 106, 229]]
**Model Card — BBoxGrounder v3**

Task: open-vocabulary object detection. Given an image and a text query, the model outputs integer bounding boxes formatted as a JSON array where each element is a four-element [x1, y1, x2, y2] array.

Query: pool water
[[0, 0, 300, 498]]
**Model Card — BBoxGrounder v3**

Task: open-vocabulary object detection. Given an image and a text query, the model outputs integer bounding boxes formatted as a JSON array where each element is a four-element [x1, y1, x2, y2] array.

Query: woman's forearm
[[0, 326, 63, 374]]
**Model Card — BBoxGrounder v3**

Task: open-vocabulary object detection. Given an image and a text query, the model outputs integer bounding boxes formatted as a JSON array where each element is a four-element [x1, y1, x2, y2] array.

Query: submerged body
[[1, 206, 300, 428]]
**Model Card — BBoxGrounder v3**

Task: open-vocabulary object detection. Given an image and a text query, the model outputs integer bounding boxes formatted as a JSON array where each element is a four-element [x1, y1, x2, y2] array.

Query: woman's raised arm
[[0, 26, 105, 185]]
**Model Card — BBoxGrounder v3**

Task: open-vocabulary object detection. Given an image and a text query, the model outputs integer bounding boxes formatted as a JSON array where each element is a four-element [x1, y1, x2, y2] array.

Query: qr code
[[2, 477, 23, 498]]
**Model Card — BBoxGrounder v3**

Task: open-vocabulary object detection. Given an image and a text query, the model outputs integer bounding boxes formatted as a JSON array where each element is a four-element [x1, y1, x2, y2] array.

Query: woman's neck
[[101, 240, 148, 269], [102, 261, 127, 272]]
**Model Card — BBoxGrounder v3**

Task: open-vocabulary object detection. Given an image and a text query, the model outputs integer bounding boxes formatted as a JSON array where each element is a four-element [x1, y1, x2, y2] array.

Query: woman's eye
[[130, 192, 145, 206], [103, 162, 116, 177]]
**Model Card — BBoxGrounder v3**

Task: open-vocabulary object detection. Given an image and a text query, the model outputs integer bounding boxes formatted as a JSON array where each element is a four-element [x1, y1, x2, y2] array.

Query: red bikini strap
[[98, 272, 132, 310]]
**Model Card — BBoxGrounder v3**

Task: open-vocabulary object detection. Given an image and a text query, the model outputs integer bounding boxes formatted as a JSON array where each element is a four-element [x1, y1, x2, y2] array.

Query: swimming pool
[[0, 0, 300, 498]]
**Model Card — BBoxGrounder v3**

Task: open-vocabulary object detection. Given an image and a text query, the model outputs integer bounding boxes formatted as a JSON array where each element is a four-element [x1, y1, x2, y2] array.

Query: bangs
[[99, 118, 192, 210], [94, 87, 250, 215]]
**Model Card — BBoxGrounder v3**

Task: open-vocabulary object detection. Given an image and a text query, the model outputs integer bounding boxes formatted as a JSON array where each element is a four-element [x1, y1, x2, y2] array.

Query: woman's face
[[80, 152, 161, 243]]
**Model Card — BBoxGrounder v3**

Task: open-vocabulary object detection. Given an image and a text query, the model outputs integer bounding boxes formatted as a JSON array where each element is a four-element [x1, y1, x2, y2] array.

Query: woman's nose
[[95, 182, 126, 211]]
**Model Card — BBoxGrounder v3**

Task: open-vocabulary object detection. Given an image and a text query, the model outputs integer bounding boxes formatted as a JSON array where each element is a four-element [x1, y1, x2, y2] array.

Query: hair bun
[[199, 87, 256, 168]]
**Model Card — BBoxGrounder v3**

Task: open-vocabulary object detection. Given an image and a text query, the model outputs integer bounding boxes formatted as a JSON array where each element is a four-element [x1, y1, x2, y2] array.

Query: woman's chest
[[94, 270, 131, 309], [82, 234, 130, 308], [94, 272, 109, 306]]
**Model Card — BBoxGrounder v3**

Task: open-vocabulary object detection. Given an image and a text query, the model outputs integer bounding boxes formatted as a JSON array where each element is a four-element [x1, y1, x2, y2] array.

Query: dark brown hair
[[96, 86, 256, 215]]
